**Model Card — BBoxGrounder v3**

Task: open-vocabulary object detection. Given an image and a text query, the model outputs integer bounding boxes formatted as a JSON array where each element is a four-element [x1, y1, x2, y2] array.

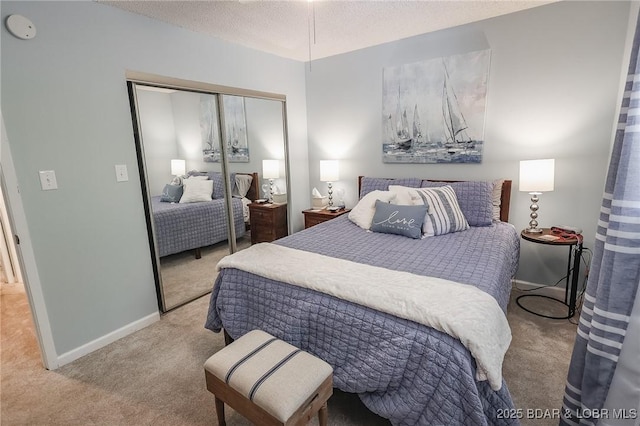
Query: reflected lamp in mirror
[[171, 159, 186, 176], [519, 158, 555, 234], [320, 160, 339, 207], [262, 159, 280, 203]]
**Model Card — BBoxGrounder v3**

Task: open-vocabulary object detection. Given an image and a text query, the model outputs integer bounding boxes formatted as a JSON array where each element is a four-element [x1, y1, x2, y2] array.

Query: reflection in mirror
[[133, 87, 228, 311], [129, 82, 287, 312], [241, 97, 287, 202], [240, 97, 289, 245]]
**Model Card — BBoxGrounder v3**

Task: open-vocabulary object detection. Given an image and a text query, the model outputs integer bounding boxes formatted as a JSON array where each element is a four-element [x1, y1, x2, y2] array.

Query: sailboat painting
[[201, 95, 250, 163], [382, 49, 490, 164]]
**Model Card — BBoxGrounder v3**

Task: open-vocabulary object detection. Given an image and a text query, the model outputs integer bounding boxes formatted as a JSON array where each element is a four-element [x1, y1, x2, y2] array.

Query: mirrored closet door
[[127, 75, 290, 312]]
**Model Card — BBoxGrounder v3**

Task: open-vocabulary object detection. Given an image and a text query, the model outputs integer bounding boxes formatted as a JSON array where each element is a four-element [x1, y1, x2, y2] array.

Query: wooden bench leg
[[195, 248, 202, 259], [223, 329, 234, 346], [318, 401, 328, 426], [215, 396, 226, 426]]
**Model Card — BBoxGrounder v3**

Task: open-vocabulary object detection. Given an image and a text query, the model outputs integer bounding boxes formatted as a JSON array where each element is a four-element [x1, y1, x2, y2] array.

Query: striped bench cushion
[[204, 330, 333, 422]]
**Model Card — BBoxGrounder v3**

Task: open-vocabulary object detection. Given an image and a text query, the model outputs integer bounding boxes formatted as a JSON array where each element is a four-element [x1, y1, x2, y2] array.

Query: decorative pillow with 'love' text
[[370, 200, 428, 239]]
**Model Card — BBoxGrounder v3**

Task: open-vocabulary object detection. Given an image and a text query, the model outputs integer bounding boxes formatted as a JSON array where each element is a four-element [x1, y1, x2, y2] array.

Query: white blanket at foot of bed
[[217, 243, 511, 390]]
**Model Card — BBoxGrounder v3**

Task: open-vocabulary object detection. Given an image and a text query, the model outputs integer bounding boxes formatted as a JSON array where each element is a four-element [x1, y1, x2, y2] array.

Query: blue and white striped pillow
[[414, 186, 469, 236]]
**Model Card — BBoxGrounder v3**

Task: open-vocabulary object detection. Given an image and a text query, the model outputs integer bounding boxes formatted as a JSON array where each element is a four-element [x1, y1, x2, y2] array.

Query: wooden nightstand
[[302, 208, 351, 229], [249, 203, 288, 244]]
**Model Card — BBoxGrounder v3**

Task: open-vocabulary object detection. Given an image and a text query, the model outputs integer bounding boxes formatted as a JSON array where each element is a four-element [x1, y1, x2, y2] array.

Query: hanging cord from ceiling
[[307, 0, 316, 71]]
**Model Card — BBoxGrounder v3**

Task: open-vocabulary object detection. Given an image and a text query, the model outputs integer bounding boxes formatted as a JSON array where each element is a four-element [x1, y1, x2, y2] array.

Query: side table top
[[302, 208, 350, 216], [521, 228, 580, 246]]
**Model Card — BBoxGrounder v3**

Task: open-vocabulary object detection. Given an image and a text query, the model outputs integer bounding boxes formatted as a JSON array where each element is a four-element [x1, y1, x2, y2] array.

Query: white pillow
[[186, 175, 209, 180], [180, 179, 214, 203], [388, 185, 418, 205], [348, 190, 397, 230], [411, 186, 469, 236]]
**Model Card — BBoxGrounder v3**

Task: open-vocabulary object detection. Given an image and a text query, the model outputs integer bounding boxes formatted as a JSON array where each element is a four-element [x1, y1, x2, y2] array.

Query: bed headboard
[[238, 172, 260, 201], [357, 176, 512, 223]]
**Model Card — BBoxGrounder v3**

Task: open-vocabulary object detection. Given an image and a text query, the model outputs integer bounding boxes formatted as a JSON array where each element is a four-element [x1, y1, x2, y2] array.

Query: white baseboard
[[511, 279, 566, 297], [56, 312, 160, 368]]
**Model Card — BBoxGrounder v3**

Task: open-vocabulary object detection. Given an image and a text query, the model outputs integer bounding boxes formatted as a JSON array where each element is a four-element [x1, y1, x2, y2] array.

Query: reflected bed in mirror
[[153, 172, 259, 310], [151, 172, 258, 259]]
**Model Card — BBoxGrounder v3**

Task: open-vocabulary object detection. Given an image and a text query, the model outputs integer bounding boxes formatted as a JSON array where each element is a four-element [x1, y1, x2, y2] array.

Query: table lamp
[[320, 160, 339, 207], [519, 159, 555, 234], [171, 159, 186, 176], [262, 159, 279, 203]]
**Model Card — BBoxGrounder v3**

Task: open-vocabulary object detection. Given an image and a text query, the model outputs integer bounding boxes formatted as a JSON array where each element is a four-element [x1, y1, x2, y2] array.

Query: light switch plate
[[115, 164, 128, 182], [39, 170, 58, 190]]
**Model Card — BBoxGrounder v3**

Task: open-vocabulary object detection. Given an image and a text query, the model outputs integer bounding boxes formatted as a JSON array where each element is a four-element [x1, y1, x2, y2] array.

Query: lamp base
[[524, 227, 543, 234], [525, 192, 542, 234]]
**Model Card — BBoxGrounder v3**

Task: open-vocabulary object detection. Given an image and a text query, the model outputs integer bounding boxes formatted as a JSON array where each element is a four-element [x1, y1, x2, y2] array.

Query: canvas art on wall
[[201, 95, 250, 163], [382, 49, 490, 164]]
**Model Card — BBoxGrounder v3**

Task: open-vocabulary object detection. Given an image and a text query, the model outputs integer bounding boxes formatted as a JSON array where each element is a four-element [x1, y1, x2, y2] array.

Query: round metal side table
[[517, 228, 583, 320]]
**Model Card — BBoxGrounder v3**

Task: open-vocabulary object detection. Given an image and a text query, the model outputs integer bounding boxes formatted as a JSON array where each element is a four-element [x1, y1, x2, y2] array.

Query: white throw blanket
[[217, 243, 511, 390]]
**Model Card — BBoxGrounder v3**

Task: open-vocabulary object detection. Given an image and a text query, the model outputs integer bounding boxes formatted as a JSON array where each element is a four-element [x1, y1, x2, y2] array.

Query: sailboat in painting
[[202, 99, 221, 162], [386, 89, 432, 151], [413, 104, 425, 146], [393, 87, 413, 150], [227, 122, 240, 155], [223, 97, 250, 162], [442, 62, 475, 154]]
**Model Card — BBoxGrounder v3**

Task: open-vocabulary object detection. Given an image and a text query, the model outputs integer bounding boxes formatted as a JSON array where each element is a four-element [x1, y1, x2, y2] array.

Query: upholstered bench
[[204, 330, 333, 426]]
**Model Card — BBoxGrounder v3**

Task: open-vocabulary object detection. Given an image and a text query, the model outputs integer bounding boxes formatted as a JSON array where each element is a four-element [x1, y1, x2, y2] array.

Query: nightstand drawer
[[304, 216, 327, 228], [252, 227, 278, 243], [251, 216, 275, 228], [249, 203, 288, 244], [250, 207, 272, 222]]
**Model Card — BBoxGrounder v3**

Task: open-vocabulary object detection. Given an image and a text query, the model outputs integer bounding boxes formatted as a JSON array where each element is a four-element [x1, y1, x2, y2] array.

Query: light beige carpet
[[160, 234, 251, 310], [1, 286, 576, 425], [504, 288, 579, 421]]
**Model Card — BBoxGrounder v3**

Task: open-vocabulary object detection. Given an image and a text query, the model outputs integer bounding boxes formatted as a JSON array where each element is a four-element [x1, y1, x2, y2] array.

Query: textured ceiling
[[99, 0, 556, 61]]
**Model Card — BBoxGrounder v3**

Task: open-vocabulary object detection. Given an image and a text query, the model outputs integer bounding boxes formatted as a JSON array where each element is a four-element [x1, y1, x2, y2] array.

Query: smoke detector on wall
[[5, 14, 36, 40]]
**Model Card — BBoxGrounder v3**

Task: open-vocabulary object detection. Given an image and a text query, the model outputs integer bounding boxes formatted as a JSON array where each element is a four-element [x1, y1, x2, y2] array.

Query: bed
[[205, 177, 520, 425], [151, 172, 259, 258]]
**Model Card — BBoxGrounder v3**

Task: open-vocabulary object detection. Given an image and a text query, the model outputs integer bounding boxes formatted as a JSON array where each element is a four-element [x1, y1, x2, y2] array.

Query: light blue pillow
[[421, 180, 493, 226], [370, 200, 427, 239], [360, 177, 422, 198], [160, 184, 183, 203], [207, 172, 236, 199]]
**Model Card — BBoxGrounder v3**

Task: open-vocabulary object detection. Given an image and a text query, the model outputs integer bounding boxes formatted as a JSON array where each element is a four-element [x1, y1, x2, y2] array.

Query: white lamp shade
[[171, 159, 186, 176], [320, 160, 339, 182], [519, 159, 555, 192], [262, 159, 280, 179]]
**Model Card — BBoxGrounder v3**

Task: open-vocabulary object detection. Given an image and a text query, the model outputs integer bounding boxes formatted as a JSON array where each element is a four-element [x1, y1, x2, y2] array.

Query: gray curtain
[[560, 12, 640, 426]]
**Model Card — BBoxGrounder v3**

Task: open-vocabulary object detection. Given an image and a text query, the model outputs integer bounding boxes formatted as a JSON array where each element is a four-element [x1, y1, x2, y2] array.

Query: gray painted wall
[[0, 1, 308, 355], [305, 1, 631, 287], [137, 90, 179, 196]]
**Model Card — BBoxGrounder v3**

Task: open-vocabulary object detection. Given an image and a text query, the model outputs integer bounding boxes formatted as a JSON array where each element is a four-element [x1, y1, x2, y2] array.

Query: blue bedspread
[[206, 216, 520, 425], [151, 196, 245, 257]]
